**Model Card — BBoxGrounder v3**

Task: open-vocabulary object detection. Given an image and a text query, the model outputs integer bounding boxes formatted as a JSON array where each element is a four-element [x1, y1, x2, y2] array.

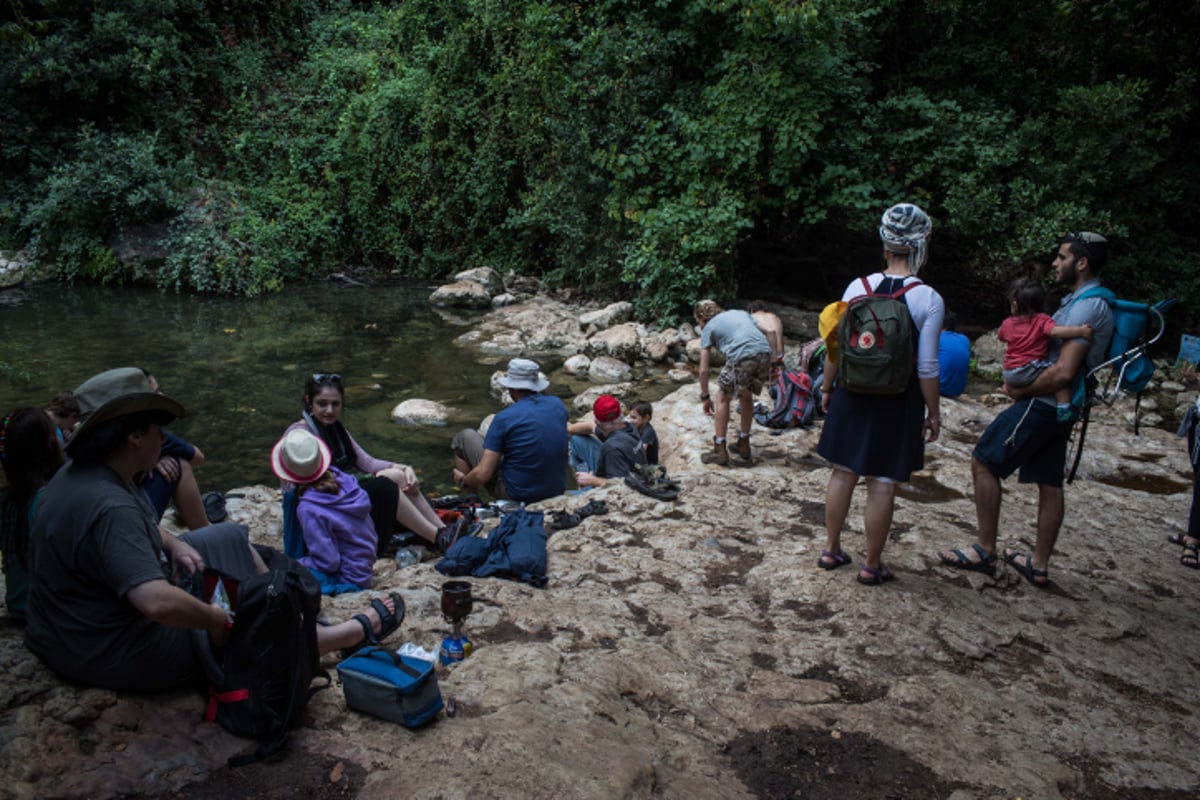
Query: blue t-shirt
[[699, 310, 771, 363], [938, 330, 970, 398], [483, 393, 569, 503]]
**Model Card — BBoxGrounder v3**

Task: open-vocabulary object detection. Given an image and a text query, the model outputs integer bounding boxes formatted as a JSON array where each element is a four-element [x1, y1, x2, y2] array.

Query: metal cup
[[441, 580, 474, 621]]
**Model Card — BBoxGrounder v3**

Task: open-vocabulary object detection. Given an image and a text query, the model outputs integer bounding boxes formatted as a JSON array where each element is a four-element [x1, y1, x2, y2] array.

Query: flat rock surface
[[2, 390, 1198, 799]]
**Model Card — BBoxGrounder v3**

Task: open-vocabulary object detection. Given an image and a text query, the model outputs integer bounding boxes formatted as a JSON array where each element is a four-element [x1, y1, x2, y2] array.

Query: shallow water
[[0, 283, 530, 494]]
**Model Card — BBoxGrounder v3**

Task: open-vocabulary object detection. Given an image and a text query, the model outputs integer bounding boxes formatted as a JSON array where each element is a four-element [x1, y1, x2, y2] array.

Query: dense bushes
[[1, 0, 1197, 322]]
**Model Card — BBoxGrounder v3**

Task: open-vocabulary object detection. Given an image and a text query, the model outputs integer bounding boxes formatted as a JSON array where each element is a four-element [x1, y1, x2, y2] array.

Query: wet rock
[[430, 280, 492, 309], [390, 399, 451, 426], [455, 266, 504, 296], [587, 355, 632, 384], [491, 292, 517, 308], [579, 302, 632, 330], [562, 354, 591, 376], [585, 323, 641, 363]]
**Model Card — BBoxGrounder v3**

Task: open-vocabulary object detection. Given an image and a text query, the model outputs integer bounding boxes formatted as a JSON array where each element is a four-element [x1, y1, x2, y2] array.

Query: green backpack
[[837, 276, 920, 394]]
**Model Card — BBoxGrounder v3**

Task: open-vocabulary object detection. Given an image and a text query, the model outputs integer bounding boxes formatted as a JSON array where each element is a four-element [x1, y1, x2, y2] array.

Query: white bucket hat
[[496, 358, 550, 392], [271, 429, 332, 485]]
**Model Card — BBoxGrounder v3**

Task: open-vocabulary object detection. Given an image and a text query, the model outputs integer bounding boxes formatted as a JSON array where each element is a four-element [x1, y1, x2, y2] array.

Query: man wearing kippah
[[574, 395, 646, 488], [694, 300, 772, 465], [939, 232, 1115, 587], [451, 358, 569, 503]]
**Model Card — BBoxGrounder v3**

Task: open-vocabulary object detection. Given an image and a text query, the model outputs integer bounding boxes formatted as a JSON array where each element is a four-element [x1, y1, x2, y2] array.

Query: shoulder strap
[[862, 275, 922, 298]]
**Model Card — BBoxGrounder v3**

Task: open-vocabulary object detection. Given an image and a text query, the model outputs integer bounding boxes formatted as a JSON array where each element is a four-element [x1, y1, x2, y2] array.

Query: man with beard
[[938, 232, 1114, 587]]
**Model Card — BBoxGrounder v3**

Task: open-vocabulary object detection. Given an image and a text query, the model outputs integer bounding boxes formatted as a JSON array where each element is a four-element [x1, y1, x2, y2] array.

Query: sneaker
[[435, 518, 467, 554], [733, 436, 752, 462], [700, 440, 729, 466]]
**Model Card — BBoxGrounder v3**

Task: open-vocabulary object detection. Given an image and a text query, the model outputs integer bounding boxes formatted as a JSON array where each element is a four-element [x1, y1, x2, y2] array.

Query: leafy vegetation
[[1, 0, 1197, 322]]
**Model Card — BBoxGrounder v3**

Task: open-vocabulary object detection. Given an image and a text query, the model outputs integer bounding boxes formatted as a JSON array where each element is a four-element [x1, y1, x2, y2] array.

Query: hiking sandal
[[340, 593, 405, 659], [1003, 549, 1049, 587], [1181, 541, 1200, 570], [939, 543, 997, 576]]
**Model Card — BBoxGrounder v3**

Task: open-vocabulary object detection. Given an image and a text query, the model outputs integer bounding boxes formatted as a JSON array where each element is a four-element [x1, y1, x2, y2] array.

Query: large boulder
[[455, 266, 504, 296], [585, 323, 641, 363], [973, 329, 1005, 377], [458, 299, 587, 357], [587, 355, 632, 384], [430, 280, 492, 309], [579, 302, 633, 331], [390, 399, 452, 426]]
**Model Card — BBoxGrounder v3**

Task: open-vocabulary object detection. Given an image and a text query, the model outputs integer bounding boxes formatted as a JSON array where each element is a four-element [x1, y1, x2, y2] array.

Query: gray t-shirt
[[699, 310, 771, 363], [25, 462, 196, 690], [1043, 279, 1115, 402]]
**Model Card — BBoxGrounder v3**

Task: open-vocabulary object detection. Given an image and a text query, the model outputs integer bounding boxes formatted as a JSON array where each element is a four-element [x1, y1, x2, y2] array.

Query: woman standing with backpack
[[815, 203, 944, 585]]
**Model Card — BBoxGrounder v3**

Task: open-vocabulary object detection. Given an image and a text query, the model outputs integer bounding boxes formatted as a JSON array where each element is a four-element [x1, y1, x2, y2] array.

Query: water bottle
[[394, 546, 421, 569]]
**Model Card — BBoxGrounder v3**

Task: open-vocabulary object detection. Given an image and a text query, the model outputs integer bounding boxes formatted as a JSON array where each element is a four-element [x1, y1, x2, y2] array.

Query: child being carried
[[999, 277, 1093, 422]]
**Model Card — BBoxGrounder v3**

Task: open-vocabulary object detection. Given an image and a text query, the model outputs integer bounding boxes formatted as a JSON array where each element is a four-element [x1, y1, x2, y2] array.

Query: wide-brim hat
[[68, 367, 185, 446], [271, 429, 332, 485], [496, 358, 550, 392]]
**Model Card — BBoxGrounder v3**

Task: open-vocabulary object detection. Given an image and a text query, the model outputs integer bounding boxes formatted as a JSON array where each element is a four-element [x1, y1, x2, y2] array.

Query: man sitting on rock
[[451, 358, 569, 504], [573, 394, 646, 488], [694, 300, 772, 465], [24, 368, 399, 693]]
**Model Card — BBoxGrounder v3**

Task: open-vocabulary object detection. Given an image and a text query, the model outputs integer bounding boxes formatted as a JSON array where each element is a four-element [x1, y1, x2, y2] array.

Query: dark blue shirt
[[483, 394, 568, 503]]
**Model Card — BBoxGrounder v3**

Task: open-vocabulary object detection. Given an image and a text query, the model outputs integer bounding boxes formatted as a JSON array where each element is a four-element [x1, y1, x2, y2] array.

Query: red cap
[[593, 394, 621, 422]]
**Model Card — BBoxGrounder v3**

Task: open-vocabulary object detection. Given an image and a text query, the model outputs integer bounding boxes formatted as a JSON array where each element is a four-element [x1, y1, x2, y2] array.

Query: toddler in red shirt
[[999, 277, 1092, 422]]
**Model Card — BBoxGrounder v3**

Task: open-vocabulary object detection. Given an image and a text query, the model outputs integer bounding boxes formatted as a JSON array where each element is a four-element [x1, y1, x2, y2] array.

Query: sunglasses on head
[[312, 372, 343, 386]]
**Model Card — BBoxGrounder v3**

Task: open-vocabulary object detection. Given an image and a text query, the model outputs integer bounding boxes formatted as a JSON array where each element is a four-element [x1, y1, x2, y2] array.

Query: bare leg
[[315, 595, 397, 655], [713, 389, 731, 441], [737, 389, 755, 436], [862, 478, 897, 571], [172, 461, 208, 531], [1032, 483, 1064, 568], [394, 494, 441, 544], [823, 467, 858, 558], [403, 484, 443, 529]]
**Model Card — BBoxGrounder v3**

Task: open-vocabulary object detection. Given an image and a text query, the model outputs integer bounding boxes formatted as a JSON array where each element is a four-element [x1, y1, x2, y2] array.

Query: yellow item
[[818, 301, 848, 360]]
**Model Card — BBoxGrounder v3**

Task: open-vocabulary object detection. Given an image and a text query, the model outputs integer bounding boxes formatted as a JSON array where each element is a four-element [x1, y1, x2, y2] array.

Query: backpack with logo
[[837, 276, 921, 394], [194, 545, 328, 766], [754, 370, 816, 429]]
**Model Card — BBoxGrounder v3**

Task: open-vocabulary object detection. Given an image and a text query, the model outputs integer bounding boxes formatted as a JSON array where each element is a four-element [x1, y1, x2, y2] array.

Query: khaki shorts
[[717, 352, 771, 397]]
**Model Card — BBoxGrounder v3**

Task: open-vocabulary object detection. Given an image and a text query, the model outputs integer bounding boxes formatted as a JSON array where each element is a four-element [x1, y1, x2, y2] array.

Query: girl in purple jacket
[[272, 429, 377, 590]]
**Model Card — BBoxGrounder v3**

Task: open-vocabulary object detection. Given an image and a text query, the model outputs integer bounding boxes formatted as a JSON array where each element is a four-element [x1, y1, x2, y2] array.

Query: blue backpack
[[1069, 287, 1166, 408]]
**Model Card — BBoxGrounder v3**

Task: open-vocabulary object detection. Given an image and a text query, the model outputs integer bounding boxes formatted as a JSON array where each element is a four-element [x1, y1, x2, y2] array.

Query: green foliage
[[1, 0, 1198, 322], [21, 127, 194, 281]]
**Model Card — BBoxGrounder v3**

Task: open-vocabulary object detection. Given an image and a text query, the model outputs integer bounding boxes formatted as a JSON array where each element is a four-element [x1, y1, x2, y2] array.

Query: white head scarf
[[879, 203, 933, 274]]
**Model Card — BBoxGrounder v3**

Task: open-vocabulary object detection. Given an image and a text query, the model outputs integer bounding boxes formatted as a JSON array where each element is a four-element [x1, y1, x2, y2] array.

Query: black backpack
[[754, 370, 817, 429], [195, 545, 328, 766]]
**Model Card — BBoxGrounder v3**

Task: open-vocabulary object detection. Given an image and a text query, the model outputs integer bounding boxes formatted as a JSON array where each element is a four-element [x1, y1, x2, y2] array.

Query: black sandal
[[340, 593, 405, 658], [1181, 541, 1200, 570]]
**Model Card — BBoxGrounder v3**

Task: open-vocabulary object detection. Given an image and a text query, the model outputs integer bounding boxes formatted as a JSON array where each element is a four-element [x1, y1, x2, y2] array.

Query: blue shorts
[[973, 400, 1071, 488]]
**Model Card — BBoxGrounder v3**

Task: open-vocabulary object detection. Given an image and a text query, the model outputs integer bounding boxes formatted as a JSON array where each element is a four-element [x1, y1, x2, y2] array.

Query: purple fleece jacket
[[297, 468, 378, 589]]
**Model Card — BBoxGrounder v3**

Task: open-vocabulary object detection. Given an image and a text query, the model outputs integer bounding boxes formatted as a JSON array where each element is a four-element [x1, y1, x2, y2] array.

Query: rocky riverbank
[[2, 274, 1198, 799]]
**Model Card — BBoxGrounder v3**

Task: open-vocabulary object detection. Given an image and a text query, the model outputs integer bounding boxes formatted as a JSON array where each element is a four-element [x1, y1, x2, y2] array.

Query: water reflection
[[1, 283, 525, 494]]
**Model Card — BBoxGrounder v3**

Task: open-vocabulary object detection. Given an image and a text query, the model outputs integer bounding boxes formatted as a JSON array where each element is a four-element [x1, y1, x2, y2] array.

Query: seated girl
[[272, 429, 375, 592], [283, 373, 465, 556]]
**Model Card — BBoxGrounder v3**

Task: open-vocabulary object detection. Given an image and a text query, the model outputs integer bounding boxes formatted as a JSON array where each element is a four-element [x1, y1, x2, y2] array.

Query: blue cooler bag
[[335, 647, 443, 727]]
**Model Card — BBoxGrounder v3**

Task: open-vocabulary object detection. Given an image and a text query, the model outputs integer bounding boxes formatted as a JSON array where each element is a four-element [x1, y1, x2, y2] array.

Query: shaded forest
[[2, 0, 1197, 324]]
